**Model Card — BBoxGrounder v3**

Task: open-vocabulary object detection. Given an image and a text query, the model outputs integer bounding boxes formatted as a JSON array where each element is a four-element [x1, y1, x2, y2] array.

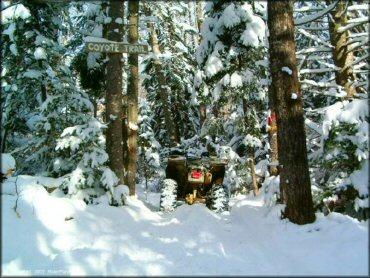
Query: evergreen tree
[[142, 1, 198, 147], [69, 1, 107, 120], [137, 97, 162, 191], [196, 1, 268, 194], [2, 1, 123, 205], [294, 0, 369, 219]]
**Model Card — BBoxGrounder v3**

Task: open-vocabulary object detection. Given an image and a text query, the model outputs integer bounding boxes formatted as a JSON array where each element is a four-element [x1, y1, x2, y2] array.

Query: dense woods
[[1, 0, 369, 223]]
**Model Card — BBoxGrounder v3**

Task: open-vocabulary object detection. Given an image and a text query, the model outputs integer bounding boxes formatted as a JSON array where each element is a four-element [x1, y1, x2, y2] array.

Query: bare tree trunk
[[196, 0, 203, 45], [249, 148, 259, 196], [268, 80, 279, 178], [122, 94, 128, 185], [268, 118, 279, 176], [267, 62, 279, 178], [196, 0, 207, 128], [144, 4, 179, 147], [1, 127, 8, 153], [267, 0, 315, 225], [125, 0, 139, 196], [105, 0, 125, 184], [327, 0, 357, 97]]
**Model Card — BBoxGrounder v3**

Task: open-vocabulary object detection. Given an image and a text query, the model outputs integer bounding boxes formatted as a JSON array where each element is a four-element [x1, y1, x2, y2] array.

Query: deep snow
[[2, 175, 369, 276]]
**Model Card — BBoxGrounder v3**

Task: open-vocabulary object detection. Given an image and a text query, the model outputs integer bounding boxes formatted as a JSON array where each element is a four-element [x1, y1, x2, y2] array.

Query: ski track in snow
[[2, 177, 368, 276]]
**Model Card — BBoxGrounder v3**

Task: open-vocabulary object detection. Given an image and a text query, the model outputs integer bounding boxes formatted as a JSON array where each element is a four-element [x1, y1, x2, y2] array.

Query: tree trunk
[[199, 104, 207, 127], [267, 0, 315, 225], [327, 0, 357, 97], [105, 0, 125, 184], [122, 94, 128, 185], [242, 98, 259, 196], [268, 81, 279, 177], [249, 148, 259, 196], [186, 0, 195, 49], [144, 4, 179, 147], [125, 0, 139, 196], [268, 121, 279, 176], [196, 0, 207, 128], [196, 0, 203, 45], [1, 127, 8, 153]]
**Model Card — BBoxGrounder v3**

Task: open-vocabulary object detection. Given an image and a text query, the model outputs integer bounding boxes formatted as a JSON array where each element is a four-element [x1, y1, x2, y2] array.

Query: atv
[[159, 151, 229, 212]]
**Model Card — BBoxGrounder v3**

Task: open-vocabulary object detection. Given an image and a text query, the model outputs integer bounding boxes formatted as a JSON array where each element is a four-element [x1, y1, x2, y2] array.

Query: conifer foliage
[[1, 1, 122, 205], [196, 1, 268, 193]]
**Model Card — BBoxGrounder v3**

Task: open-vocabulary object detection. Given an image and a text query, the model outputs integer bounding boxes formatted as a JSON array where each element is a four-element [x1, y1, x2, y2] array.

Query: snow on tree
[[68, 2, 107, 120], [1, 1, 124, 205], [196, 0, 268, 194], [138, 98, 162, 172], [142, 1, 198, 148], [294, 0, 369, 220]]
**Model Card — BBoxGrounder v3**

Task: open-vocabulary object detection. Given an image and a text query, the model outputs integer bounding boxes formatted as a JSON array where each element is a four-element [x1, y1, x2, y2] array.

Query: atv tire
[[206, 183, 229, 212], [159, 179, 178, 212]]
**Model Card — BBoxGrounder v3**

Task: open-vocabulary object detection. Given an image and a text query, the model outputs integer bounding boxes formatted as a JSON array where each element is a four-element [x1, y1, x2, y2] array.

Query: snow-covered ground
[[2, 175, 368, 276]]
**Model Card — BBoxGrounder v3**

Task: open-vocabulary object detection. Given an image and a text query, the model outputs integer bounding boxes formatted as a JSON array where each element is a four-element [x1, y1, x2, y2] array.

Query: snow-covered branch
[[296, 29, 333, 49], [296, 47, 332, 55], [338, 22, 366, 33], [344, 54, 370, 70], [294, 1, 338, 26], [299, 68, 337, 75], [348, 4, 370, 11]]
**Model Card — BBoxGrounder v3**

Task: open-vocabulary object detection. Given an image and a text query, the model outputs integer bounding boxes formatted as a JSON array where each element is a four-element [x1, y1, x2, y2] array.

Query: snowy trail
[[2, 177, 369, 276]]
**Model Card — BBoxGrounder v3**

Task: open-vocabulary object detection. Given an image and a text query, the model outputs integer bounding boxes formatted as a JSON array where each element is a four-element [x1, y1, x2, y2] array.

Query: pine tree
[[138, 97, 162, 190], [294, 0, 369, 219], [69, 2, 107, 120], [2, 1, 124, 205], [196, 1, 268, 194], [2, 1, 91, 176], [142, 1, 198, 148]]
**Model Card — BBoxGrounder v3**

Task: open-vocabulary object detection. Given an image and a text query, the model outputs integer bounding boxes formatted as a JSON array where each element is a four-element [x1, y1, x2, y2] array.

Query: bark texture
[[105, 0, 125, 184], [196, 0, 207, 128], [268, 77, 279, 177], [267, 0, 315, 224], [327, 0, 357, 97], [144, 4, 179, 147], [125, 0, 139, 196]]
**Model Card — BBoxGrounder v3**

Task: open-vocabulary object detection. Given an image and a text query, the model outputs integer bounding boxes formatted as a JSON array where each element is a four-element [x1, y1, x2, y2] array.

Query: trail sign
[[86, 42, 148, 54]]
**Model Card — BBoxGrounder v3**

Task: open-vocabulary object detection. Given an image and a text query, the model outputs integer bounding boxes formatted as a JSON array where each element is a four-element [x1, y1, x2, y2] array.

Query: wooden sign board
[[86, 42, 148, 54]]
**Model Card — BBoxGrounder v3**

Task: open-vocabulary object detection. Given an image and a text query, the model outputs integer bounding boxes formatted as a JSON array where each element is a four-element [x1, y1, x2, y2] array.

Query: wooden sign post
[[86, 41, 148, 54]]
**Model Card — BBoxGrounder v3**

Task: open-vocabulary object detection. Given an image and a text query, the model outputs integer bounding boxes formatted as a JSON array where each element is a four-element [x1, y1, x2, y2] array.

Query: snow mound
[[1, 153, 16, 175]]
